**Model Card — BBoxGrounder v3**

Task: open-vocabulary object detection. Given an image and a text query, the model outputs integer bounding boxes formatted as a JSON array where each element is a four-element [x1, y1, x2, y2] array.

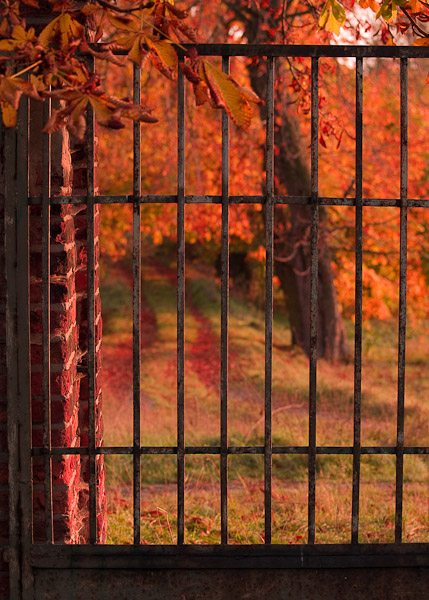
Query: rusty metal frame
[[5, 44, 429, 598]]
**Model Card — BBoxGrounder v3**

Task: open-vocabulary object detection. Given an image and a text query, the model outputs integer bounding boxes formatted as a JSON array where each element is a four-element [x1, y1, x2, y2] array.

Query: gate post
[[1, 92, 107, 598], [3, 95, 33, 600], [2, 108, 21, 600]]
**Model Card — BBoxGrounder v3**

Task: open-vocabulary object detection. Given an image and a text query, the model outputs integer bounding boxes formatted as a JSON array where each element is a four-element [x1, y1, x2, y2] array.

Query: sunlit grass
[[100, 255, 428, 545]]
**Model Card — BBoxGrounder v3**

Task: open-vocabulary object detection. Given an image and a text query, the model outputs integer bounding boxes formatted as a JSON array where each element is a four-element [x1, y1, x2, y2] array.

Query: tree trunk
[[231, 5, 349, 361]]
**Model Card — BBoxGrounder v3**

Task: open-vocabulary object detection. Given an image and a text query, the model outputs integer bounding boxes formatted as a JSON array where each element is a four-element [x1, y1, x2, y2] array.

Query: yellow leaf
[[147, 38, 178, 70], [59, 13, 72, 50], [13, 78, 41, 101], [115, 33, 135, 49], [323, 10, 342, 34], [89, 96, 115, 124], [0, 101, 17, 127], [0, 18, 10, 37], [201, 60, 252, 130], [318, 1, 330, 28], [38, 14, 60, 48], [233, 84, 262, 105], [0, 39, 17, 50], [406, 0, 424, 11], [12, 25, 27, 41], [128, 37, 145, 66], [39, 12, 83, 50], [359, 0, 380, 11], [107, 13, 135, 32], [319, 0, 346, 33], [30, 74, 45, 91], [0, 78, 22, 109], [193, 81, 209, 106]]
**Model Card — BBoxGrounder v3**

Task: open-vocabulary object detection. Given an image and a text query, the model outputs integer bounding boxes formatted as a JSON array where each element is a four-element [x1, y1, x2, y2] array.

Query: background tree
[[1, 0, 428, 360]]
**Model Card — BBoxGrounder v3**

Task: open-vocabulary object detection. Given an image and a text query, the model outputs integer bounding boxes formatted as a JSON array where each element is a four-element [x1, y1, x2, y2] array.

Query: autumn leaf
[[43, 86, 158, 139], [0, 75, 41, 126], [107, 12, 136, 32], [0, 101, 17, 127], [359, 0, 380, 12], [21, 0, 39, 7], [403, 0, 425, 10], [414, 37, 429, 45], [38, 12, 84, 51], [319, 0, 346, 35], [193, 80, 209, 106], [0, 23, 36, 50], [180, 63, 201, 85], [146, 38, 178, 71], [200, 59, 254, 129], [79, 41, 126, 67], [376, 0, 398, 22]]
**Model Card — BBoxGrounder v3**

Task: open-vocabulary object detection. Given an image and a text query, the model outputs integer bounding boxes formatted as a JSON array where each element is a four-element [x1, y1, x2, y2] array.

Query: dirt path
[[102, 259, 222, 397], [102, 264, 159, 402]]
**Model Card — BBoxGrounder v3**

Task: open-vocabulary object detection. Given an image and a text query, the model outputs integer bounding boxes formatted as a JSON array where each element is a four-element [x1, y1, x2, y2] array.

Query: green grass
[[100, 256, 429, 544]]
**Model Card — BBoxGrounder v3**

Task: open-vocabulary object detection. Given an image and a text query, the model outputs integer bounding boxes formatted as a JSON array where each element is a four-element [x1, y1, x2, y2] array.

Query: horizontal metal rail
[[27, 195, 429, 207], [89, 42, 429, 59], [29, 543, 429, 570], [32, 445, 429, 456]]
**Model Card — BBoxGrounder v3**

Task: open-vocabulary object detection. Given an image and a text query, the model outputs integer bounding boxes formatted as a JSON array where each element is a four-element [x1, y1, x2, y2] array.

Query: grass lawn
[[100, 255, 428, 545]]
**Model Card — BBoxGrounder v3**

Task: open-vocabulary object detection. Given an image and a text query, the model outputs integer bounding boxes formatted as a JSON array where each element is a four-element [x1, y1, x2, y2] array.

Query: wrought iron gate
[[5, 44, 429, 600]]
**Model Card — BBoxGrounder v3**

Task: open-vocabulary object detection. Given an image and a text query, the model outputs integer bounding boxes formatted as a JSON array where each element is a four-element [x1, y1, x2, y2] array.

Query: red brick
[[32, 457, 79, 487], [31, 364, 78, 398]]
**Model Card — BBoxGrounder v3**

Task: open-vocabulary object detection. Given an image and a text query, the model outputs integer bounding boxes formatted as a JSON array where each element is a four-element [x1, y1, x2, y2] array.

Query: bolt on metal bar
[[17, 92, 34, 598], [86, 60, 97, 543], [42, 95, 53, 544], [308, 56, 319, 545], [220, 55, 230, 545], [264, 56, 275, 545], [352, 56, 363, 545], [395, 57, 408, 544], [177, 65, 186, 545], [132, 64, 142, 546]]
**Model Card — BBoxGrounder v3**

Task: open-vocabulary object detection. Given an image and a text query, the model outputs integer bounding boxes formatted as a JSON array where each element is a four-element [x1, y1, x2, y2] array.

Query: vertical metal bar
[[17, 92, 34, 599], [5, 111, 21, 600], [42, 95, 53, 543], [352, 56, 363, 544], [308, 56, 319, 545], [177, 65, 186, 545], [264, 56, 274, 545], [86, 56, 97, 544], [395, 57, 408, 543], [132, 64, 142, 546], [220, 55, 229, 545]]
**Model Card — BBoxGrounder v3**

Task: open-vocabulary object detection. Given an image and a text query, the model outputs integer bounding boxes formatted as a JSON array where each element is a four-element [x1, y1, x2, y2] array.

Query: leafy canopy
[[1, 0, 428, 136]]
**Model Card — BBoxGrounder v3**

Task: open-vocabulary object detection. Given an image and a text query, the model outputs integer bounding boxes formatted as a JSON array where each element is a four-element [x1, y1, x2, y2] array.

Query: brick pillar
[[0, 97, 107, 595], [71, 137, 106, 543], [28, 107, 88, 544]]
